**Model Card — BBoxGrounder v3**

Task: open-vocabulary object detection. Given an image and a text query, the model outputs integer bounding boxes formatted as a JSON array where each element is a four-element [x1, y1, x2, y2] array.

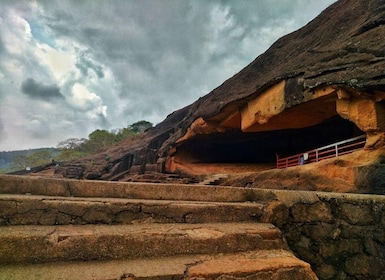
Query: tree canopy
[[4, 120, 153, 172], [55, 120, 153, 161], [10, 150, 56, 171]]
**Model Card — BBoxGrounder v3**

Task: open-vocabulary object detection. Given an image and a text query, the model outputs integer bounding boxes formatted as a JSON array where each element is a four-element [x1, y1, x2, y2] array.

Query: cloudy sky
[[0, 0, 336, 151]]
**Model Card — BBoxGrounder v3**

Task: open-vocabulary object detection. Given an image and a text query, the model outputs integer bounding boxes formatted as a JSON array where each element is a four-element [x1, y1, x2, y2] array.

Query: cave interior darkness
[[175, 116, 363, 165]]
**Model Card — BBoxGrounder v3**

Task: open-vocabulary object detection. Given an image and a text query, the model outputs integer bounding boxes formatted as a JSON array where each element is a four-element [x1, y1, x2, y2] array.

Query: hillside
[[0, 148, 58, 172]]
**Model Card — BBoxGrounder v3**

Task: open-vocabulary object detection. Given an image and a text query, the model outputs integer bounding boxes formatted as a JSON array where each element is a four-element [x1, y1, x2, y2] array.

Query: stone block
[[339, 203, 374, 225], [12, 210, 43, 225], [82, 205, 114, 224], [303, 223, 337, 242], [129, 165, 143, 174], [262, 200, 289, 228], [315, 264, 336, 280], [339, 224, 375, 239], [291, 202, 333, 223], [382, 210, 385, 226], [0, 200, 18, 216], [319, 239, 362, 259], [144, 164, 158, 173], [56, 213, 73, 225], [38, 209, 57, 225], [373, 228, 385, 244], [345, 255, 383, 278], [364, 238, 383, 258], [295, 246, 321, 266]]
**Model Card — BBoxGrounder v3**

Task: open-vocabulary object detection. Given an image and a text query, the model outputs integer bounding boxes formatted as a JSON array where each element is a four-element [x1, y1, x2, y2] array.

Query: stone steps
[[0, 175, 273, 202], [0, 250, 317, 280], [0, 175, 318, 279], [0, 223, 286, 264], [198, 174, 228, 185], [0, 194, 264, 225]]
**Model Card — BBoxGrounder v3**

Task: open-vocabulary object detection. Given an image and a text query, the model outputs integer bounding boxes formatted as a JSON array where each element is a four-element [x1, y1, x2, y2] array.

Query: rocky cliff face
[[56, 0, 385, 193]]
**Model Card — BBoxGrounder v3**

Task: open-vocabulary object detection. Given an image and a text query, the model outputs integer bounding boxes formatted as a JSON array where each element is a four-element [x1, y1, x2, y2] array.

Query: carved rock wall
[[337, 93, 385, 148]]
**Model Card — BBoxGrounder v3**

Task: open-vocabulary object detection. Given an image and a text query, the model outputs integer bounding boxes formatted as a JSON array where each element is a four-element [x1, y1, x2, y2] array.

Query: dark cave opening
[[175, 116, 363, 164]]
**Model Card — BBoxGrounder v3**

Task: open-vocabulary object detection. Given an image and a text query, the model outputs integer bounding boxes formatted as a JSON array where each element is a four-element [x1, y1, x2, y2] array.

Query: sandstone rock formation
[[55, 0, 385, 192]]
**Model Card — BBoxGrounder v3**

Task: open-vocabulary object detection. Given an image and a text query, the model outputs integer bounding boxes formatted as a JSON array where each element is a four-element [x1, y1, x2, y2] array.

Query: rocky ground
[[220, 148, 385, 194]]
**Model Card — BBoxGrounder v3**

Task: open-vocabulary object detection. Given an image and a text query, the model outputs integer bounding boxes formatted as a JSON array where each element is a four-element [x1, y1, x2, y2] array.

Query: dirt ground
[[174, 148, 385, 194]]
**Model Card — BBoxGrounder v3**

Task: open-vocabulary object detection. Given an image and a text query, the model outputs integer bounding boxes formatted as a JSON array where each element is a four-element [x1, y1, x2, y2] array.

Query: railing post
[[316, 150, 319, 162], [335, 144, 339, 157], [276, 154, 279, 169]]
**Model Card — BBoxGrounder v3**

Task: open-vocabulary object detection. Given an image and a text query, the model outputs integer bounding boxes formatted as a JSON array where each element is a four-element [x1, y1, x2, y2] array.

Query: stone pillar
[[336, 92, 385, 148]]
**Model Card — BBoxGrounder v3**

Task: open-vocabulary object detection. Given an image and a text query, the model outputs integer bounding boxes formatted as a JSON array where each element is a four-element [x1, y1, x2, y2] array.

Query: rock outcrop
[[54, 0, 385, 192]]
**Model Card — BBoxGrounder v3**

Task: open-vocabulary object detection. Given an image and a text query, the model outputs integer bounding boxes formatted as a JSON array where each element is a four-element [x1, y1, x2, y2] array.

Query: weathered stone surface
[[319, 239, 363, 259], [0, 250, 317, 280], [267, 191, 385, 280], [0, 223, 285, 264], [315, 264, 335, 280], [345, 255, 384, 278], [186, 250, 318, 280], [1, 175, 385, 279], [302, 223, 337, 242], [291, 202, 333, 223], [338, 203, 375, 225], [0, 174, 277, 203], [354, 162, 385, 193], [0, 194, 264, 226]]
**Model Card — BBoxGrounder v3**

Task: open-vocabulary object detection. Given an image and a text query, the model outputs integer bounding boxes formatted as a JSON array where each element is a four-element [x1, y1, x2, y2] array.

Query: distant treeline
[[0, 148, 58, 172], [0, 120, 152, 173]]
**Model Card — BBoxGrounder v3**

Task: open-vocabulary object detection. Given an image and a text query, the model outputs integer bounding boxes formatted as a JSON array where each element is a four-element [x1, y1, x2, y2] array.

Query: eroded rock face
[[54, 0, 385, 190], [337, 93, 385, 148]]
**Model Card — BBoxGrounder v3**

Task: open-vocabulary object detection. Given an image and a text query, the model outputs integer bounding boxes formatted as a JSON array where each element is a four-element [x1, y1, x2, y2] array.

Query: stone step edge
[[0, 193, 265, 207], [0, 223, 286, 264], [0, 249, 317, 280], [0, 174, 275, 202], [0, 194, 265, 226]]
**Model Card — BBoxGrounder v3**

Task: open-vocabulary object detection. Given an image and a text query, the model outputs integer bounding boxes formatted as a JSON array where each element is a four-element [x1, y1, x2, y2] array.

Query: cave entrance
[[173, 115, 363, 173]]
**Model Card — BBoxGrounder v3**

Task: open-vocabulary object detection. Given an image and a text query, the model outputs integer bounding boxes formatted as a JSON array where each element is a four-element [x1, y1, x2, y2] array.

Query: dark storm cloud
[[0, 0, 337, 150], [21, 78, 64, 100]]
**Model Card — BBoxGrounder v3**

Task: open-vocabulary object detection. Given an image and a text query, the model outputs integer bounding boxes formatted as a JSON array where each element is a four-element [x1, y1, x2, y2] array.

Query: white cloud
[[70, 83, 106, 116], [34, 43, 76, 83], [1, 10, 32, 55]]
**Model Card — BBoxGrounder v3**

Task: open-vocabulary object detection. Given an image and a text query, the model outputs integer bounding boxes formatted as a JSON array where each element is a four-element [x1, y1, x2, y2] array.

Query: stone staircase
[[198, 174, 228, 186], [0, 175, 317, 280]]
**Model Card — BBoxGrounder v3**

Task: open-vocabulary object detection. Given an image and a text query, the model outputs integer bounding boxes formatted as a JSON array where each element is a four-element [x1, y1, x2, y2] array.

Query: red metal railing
[[276, 135, 366, 169]]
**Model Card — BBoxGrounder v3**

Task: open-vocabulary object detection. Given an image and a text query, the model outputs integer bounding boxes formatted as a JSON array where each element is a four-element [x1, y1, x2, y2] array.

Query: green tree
[[10, 154, 29, 170], [113, 127, 136, 142], [129, 120, 153, 133], [54, 120, 153, 162], [56, 138, 88, 161], [57, 138, 86, 150], [11, 150, 54, 170], [84, 129, 116, 153], [55, 149, 87, 162]]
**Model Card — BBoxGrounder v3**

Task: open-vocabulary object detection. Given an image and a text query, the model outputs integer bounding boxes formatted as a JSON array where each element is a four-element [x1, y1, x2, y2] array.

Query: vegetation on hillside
[[0, 120, 153, 173]]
